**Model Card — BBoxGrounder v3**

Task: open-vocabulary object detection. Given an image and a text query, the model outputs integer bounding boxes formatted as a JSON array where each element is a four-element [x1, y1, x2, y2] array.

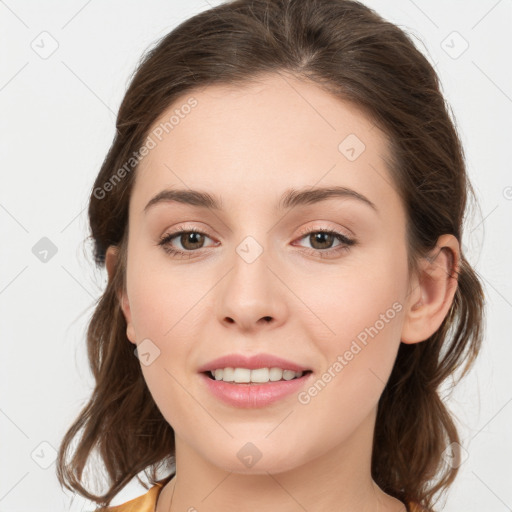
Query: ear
[[401, 234, 460, 344], [105, 245, 137, 345]]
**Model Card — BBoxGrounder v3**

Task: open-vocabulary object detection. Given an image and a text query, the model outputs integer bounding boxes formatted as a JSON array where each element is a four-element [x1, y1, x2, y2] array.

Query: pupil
[[182, 232, 204, 250], [311, 232, 332, 249]]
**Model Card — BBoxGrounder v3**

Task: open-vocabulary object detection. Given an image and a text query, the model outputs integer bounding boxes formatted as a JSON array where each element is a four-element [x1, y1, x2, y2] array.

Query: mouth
[[199, 369, 314, 408], [197, 353, 314, 407], [202, 369, 314, 384]]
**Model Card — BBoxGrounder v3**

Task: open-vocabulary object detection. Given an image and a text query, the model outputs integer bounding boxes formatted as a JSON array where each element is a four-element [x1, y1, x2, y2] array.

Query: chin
[[203, 440, 308, 476]]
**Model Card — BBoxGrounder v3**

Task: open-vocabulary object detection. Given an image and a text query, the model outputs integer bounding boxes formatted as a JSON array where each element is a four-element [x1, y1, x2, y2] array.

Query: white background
[[1, 1, 511, 510]]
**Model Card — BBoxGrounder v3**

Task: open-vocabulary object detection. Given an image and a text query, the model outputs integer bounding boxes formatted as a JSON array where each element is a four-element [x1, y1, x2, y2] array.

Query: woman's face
[[113, 73, 419, 475]]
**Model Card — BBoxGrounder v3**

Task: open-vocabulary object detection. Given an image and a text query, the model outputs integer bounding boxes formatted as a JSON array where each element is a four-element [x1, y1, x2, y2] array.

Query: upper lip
[[198, 353, 312, 373]]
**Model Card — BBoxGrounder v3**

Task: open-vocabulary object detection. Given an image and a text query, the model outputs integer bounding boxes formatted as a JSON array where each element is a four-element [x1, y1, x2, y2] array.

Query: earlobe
[[120, 294, 137, 345], [105, 245, 137, 345], [401, 234, 460, 344]]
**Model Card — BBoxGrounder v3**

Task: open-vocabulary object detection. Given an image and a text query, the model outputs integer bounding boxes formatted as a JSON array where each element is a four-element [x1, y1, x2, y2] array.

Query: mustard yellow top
[[102, 483, 165, 512], [102, 482, 426, 512]]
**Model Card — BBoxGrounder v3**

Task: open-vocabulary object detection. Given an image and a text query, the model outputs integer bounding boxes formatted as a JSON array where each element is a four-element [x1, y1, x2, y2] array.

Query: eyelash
[[157, 225, 356, 259]]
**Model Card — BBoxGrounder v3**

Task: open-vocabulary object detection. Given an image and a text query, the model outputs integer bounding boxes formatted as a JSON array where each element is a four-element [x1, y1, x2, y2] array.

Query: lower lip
[[200, 372, 313, 408]]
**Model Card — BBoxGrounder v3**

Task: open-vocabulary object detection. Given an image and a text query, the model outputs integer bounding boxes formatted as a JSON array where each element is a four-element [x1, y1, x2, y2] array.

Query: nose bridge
[[229, 232, 275, 298], [217, 229, 287, 329], [226, 204, 277, 276]]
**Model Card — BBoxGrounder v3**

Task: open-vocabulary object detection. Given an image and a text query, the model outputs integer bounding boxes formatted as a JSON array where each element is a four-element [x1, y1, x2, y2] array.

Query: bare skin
[[106, 71, 459, 512]]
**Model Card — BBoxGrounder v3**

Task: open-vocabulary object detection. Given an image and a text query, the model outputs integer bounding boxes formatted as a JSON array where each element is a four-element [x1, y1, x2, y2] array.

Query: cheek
[[126, 243, 202, 339], [299, 244, 407, 342], [127, 267, 199, 369], [291, 253, 407, 446], [297, 242, 408, 400], [129, 280, 199, 429], [125, 250, 208, 425]]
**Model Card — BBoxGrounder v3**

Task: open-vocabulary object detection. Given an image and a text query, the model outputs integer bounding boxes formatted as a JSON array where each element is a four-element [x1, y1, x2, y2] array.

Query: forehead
[[131, 72, 398, 216]]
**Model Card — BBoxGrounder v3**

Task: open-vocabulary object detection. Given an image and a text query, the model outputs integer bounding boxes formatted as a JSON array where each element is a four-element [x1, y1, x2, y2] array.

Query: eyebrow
[[143, 185, 378, 214]]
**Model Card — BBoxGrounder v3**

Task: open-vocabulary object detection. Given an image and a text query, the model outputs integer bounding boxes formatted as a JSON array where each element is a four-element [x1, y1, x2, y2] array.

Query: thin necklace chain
[[168, 476, 175, 512]]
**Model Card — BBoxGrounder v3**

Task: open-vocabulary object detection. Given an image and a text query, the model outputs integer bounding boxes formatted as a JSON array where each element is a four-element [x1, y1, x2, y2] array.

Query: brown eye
[[158, 227, 216, 258], [293, 227, 356, 259], [179, 232, 206, 250], [308, 232, 336, 250]]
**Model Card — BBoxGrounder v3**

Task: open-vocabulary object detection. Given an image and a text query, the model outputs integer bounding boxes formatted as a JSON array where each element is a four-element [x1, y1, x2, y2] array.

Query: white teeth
[[250, 368, 270, 383], [210, 367, 305, 384], [219, 368, 234, 381], [233, 368, 251, 383], [269, 367, 283, 381], [282, 369, 297, 381]]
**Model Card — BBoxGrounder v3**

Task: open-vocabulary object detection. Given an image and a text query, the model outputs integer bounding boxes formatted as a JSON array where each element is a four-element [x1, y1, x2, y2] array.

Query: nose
[[217, 242, 288, 332]]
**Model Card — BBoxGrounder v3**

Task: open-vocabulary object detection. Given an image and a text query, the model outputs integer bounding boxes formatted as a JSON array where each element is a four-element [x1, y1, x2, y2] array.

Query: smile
[[200, 370, 314, 408]]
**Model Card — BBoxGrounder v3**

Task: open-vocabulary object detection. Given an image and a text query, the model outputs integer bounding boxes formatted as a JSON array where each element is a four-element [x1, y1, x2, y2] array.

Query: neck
[[156, 407, 407, 512]]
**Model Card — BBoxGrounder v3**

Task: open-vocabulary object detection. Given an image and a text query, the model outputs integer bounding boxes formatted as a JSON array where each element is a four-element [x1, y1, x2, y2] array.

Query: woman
[[56, 1, 485, 511]]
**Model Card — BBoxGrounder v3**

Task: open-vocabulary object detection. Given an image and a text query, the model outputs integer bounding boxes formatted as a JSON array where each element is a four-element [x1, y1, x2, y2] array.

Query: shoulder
[[97, 483, 164, 512]]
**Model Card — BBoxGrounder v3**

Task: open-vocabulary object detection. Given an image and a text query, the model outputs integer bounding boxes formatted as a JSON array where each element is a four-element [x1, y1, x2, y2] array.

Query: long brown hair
[[56, 1, 485, 509]]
